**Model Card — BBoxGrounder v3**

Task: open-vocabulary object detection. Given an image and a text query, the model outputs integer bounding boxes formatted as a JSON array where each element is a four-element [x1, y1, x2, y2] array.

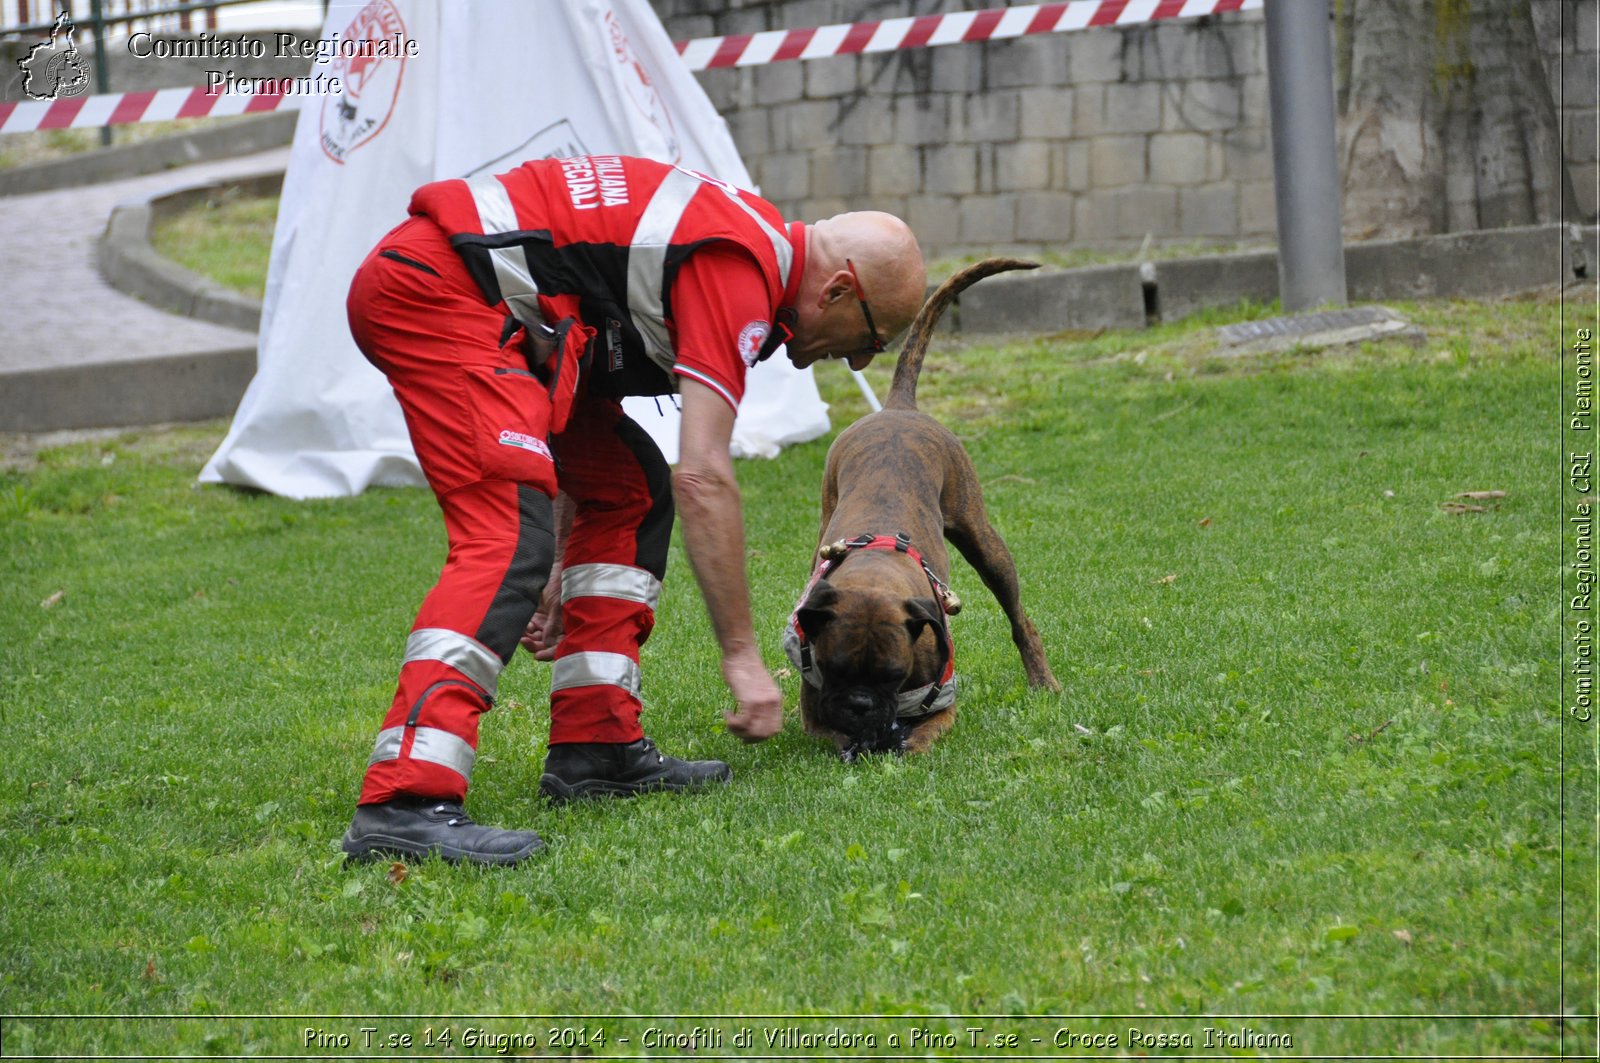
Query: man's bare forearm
[[673, 377, 784, 740], [550, 490, 574, 565], [673, 462, 757, 657]]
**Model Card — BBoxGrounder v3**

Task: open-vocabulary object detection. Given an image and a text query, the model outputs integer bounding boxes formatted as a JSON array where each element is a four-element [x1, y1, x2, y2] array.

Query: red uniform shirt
[[670, 245, 774, 410]]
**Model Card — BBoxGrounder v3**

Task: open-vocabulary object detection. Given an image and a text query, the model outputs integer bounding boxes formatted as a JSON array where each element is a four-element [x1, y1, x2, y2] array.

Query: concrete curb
[[0, 348, 257, 434], [962, 223, 1600, 333], [959, 261, 1146, 334], [0, 111, 296, 198], [98, 169, 281, 332]]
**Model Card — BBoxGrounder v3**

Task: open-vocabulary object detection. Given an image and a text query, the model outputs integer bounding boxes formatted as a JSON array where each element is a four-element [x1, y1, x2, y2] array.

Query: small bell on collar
[[819, 539, 851, 561]]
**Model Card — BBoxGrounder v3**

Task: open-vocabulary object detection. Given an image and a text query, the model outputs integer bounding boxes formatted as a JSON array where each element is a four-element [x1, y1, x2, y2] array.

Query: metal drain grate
[[1215, 305, 1421, 354]]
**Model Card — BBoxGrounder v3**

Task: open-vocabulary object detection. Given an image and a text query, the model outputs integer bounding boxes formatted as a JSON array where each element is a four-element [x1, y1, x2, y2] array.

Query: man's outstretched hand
[[722, 650, 783, 742]]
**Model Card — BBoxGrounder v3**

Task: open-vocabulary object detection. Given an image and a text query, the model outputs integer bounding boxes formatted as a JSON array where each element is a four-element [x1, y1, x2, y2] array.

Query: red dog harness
[[783, 533, 959, 719]]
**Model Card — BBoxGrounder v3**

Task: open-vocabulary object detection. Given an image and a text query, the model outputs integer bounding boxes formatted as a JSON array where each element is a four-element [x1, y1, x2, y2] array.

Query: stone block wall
[[653, 0, 1597, 257], [2, 2, 1588, 256], [1534, 0, 1599, 221]]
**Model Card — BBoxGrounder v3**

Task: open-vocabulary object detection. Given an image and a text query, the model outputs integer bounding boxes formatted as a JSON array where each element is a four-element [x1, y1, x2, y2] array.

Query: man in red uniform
[[340, 155, 925, 865]]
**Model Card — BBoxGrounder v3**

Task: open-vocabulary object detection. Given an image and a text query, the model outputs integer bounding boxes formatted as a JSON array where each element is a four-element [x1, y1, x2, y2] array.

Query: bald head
[[808, 211, 926, 341]]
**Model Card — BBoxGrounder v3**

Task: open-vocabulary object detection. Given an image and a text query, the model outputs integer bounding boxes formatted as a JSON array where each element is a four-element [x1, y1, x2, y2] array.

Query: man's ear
[[797, 581, 840, 639], [820, 269, 854, 308], [904, 596, 942, 644]]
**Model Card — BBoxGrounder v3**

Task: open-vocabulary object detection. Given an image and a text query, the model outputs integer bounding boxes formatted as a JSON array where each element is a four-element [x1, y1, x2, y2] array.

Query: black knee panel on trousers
[[476, 486, 556, 662], [613, 415, 675, 582]]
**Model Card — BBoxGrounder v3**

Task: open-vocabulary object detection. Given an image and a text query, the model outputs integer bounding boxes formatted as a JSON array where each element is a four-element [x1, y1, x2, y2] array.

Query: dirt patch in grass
[[0, 422, 226, 474]]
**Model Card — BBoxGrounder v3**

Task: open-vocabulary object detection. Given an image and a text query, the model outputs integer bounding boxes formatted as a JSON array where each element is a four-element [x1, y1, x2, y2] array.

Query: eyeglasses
[[845, 258, 887, 354]]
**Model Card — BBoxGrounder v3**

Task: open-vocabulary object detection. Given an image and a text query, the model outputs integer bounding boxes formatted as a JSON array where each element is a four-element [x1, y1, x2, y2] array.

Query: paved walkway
[[0, 146, 287, 374]]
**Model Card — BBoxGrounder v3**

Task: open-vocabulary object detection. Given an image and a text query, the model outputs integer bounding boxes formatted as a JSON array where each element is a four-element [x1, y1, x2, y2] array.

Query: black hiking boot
[[341, 796, 543, 866], [539, 737, 732, 803]]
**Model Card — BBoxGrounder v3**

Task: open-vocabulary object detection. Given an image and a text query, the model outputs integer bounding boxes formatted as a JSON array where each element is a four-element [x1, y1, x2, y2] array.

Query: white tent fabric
[[200, 0, 828, 498]]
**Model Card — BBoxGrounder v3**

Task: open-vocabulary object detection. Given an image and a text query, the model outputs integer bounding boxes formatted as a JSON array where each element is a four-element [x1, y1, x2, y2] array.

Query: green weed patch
[[149, 189, 278, 299]]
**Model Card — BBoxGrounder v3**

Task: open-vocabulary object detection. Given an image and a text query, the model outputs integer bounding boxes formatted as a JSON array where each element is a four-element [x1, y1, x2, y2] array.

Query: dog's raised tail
[[884, 257, 1040, 410]]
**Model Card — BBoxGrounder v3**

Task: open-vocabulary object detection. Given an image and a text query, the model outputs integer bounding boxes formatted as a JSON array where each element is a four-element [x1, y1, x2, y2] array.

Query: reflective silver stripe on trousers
[[404, 627, 503, 696], [627, 167, 702, 372], [464, 174, 546, 326], [551, 650, 642, 700], [367, 725, 477, 782], [561, 563, 661, 610]]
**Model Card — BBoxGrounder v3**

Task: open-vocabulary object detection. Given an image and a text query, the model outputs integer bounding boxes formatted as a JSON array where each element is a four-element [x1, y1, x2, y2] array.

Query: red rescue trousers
[[346, 217, 671, 805], [548, 394, 673, 747]]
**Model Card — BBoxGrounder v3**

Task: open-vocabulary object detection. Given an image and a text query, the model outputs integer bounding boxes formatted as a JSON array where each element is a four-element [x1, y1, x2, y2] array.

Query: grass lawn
[[0, 292, 1589, 1058], [148, 188, 278, 300]]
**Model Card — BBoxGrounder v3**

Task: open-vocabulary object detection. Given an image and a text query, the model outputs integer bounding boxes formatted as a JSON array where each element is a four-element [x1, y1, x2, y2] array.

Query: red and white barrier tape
[[676, 0, 1260, 70], [0, 83, 298, 135], [0, 0, 1262, 135]]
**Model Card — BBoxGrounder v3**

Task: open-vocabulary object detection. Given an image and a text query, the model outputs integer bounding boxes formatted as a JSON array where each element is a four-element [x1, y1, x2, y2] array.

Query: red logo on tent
[[319, 0, 409, 164], [603, 10, 681, 164]]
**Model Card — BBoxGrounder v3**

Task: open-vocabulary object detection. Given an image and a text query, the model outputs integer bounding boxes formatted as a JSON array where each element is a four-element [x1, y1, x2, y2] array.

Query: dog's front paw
[[889, 720, 914, 754]]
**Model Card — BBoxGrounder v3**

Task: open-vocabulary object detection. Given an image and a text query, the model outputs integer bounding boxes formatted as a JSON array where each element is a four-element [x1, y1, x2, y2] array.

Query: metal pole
[[89, 0, 111, 146], [850, 368, 882, 413], [1263, 0, 1347, 312]]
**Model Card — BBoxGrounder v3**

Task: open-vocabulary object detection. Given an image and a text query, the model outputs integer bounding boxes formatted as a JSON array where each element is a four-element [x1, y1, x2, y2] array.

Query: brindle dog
[[787, 259, 1061, 761]]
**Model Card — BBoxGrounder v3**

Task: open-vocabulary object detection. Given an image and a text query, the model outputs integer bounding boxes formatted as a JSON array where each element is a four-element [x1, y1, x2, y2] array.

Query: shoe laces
[[430, 801, 471, 828]]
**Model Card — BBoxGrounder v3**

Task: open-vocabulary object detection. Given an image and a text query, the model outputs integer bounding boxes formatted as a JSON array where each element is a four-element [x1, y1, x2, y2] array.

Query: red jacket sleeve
[[669, 244, 777, 411]]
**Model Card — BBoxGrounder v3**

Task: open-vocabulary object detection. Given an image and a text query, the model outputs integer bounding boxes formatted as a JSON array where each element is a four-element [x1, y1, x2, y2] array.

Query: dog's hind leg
[[945, 510, 1061, 692]]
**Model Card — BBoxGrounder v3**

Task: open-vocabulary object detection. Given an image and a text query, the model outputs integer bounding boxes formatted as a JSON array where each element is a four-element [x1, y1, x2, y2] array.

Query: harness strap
[[784, 532, 958, 719]]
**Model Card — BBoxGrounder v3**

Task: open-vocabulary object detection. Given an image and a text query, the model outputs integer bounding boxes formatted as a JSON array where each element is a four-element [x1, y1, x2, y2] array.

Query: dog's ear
[[796, 580, 840, 639], [904, 596, 943, 644]]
